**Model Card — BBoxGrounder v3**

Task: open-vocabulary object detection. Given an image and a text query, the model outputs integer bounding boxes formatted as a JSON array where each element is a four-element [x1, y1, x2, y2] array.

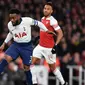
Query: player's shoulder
[[41, 17, 45, 19], [49, 16, 58, 26], [8, 21, 13, 28], [50, 16, 58, 22], [22, 17, 33, 24], [22, 17, 33, 21]]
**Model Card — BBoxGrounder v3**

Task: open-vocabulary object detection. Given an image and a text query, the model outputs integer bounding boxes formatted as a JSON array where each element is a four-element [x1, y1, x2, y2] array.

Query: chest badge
[[46, 21, 49, 24]]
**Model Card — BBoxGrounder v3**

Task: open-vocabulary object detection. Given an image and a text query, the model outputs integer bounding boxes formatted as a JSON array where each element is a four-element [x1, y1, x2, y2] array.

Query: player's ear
[[17, 14, 21, 19], [51, 9, 53, 14]]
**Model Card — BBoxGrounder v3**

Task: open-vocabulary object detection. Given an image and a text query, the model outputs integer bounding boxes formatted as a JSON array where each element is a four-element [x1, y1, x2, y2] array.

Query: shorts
[[5, 41, 33, 65], [33, 45, 56, 64]]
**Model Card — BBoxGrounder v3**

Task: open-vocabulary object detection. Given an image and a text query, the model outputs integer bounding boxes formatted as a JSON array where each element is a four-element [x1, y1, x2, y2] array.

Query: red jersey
[[39, 16, 60, 48]]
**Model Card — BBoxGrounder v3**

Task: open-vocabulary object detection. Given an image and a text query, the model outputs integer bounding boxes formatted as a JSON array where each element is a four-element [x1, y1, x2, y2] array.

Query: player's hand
[[0, 43, 5, 52], [51, 45, 57, 54], [46, 30, 56, 36]]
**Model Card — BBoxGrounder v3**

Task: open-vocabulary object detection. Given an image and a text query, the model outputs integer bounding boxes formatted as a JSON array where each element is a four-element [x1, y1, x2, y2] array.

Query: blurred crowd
[[0, 0, 85, 85]]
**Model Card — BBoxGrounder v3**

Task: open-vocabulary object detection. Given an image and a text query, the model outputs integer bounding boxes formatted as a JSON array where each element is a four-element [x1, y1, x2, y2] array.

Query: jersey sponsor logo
[[15, 32, 27, 38]]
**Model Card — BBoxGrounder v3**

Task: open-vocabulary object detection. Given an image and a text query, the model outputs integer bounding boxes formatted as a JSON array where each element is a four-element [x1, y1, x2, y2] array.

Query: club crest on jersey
[[15, 32, 27, 38], [46, 21, 49, 24]]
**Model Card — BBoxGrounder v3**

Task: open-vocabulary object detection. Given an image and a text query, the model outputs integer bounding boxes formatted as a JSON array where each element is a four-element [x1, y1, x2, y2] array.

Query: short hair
[[45, 2, 53, 9], [9, 8, 21, 14]]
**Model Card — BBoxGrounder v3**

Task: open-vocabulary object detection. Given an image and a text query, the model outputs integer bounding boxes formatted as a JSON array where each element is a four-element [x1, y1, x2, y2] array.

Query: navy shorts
[[5, 42, 33, 65]]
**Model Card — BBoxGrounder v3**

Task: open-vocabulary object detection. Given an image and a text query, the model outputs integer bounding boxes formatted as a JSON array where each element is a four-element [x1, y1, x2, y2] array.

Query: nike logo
[[11, 28, 16, 31]]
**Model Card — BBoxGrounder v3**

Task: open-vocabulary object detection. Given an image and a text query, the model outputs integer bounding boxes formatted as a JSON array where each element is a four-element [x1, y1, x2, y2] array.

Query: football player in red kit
[[31, 2, 68, 85]]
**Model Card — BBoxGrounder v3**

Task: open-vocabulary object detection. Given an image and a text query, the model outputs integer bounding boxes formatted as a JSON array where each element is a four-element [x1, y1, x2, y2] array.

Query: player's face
[[9, 14, 20, 26], [43, 5, 53, 17]]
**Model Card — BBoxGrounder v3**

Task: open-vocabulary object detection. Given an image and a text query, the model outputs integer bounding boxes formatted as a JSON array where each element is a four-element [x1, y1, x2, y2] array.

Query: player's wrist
[[55, 44, 57, 46], [4, 41, 7, 44], [52, 44, 57, 54]]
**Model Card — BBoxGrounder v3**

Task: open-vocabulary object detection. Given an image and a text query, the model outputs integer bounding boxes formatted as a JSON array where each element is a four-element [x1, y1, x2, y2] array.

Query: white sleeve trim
[[4, 32, 13, 43], [55, 26, 60, 30]]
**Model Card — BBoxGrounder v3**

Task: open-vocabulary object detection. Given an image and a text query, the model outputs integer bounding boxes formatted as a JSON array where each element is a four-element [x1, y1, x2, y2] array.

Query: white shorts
[[33, 45, 56, 64]]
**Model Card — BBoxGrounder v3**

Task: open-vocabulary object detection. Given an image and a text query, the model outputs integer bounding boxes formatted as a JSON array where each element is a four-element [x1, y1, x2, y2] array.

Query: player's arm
[[28, 17, 48, 31], [55, 28, 63, 45], [35, 20, 56, 34], [4, 32, 13, 44], [51, 28, 63, 54], [33, 20, 49, 31], [0, 32, 13, 52], [51, 19, 63, 45], [33, 20, 58, 36], [51, 19, 63, 54]]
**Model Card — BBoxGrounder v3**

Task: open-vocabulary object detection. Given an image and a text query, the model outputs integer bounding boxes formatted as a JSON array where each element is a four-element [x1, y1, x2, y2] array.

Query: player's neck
[[18, 18, 22, 24], [44, 15, 51, 18]]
